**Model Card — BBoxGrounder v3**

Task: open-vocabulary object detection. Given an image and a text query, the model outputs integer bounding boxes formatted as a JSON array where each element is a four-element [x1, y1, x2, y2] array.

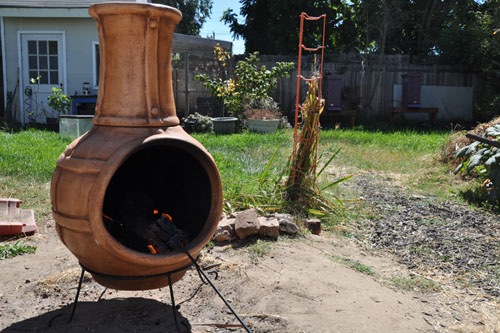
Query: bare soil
[[0, 172, 498, 333]]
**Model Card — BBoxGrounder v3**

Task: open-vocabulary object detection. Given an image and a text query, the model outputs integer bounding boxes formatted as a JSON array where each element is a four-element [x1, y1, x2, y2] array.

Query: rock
[[278, 216, 299, 235], [234, 208, 260, 239], [305, 218, 321, 235], [213, 216, 236, 242], [258, 216, 280, 239]]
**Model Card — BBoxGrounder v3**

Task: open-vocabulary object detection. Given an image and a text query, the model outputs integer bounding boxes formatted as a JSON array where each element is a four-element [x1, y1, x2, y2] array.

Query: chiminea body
[[50, 3, 223, 290]]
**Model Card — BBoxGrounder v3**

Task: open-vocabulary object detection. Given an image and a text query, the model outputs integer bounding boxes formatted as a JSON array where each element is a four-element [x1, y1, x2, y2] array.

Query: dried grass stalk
[[286, 76, 326, 210]]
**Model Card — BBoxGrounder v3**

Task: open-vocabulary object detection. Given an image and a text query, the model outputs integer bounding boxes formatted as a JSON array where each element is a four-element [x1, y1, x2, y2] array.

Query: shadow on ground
[[3, 297, 191, 333]]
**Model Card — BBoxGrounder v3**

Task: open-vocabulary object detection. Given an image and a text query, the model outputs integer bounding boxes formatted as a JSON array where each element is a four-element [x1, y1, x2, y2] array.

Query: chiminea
[[50, 2, 223, 290]]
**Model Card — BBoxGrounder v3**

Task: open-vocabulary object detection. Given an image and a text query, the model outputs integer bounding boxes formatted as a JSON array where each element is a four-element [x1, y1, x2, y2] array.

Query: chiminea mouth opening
[[101, 138, 214, 256]]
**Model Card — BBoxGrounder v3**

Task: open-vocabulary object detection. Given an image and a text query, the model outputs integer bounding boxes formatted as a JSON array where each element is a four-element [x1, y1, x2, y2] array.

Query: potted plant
[[196, 44, 294, 134], [182, 112, 214, 133], [243, 97, 284, 133]]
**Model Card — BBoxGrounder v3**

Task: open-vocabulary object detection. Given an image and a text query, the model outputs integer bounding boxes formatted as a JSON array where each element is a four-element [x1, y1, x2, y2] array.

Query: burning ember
[[103, 191, 188, 254]]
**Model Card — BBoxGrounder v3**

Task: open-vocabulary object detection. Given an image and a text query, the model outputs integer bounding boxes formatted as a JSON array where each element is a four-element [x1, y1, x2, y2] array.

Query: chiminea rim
[[89, 2, 182, 17], [86, 128, 222, 266]]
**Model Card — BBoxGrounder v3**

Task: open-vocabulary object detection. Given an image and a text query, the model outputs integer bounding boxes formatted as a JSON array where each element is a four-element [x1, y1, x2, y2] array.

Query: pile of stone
[[213, 208, 321, 242]]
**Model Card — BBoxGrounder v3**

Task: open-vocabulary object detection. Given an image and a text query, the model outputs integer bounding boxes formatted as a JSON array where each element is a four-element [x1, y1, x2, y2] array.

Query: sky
[[199, 1, 245, 55]]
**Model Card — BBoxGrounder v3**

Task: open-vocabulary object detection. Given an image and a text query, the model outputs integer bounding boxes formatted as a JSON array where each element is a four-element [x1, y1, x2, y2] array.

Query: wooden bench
[[391, 107, 438, 125]]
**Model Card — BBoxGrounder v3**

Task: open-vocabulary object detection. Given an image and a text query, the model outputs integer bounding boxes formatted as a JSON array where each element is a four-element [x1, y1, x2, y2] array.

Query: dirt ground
[[0, 172, 498, 333]]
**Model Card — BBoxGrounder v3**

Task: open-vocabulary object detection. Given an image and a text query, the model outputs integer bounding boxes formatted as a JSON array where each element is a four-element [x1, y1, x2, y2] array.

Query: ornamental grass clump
[[285, 76, 351, 216]]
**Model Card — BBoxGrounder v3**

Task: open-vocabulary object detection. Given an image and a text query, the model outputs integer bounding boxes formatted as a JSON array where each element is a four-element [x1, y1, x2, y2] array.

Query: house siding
[[4, 17, 97, 112], [1, 10, 232, 123]]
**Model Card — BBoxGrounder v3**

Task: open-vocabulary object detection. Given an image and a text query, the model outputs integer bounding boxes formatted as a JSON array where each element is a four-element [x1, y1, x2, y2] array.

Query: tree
[[222, 0, 346, 55], [152, 0, 212, 36]]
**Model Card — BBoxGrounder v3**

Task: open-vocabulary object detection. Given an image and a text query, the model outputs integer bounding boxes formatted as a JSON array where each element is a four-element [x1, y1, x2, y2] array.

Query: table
[[391, 107, 438, 124], [71, 95, 97, 115]]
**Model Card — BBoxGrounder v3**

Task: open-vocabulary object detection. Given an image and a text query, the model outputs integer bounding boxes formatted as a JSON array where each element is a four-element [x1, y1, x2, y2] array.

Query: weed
[[330, 255, 376, 276], [0, 240, 37, 259], [247, 238, 271, 260]]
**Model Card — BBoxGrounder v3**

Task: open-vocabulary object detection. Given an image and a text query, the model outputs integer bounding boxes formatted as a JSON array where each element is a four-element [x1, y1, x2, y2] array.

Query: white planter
[[59, 115, 94, 139], [247, 118, 280, 133]]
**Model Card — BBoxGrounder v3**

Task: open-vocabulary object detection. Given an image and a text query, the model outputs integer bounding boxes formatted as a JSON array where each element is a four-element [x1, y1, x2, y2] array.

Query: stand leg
[[167, 273, 181, 333], [185, 252, 252, 333], [69, 267, 86, 323]]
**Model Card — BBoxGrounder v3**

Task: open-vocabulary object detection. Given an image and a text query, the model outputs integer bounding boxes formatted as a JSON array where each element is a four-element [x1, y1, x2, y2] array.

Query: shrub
[[182, 112, 213, 133]]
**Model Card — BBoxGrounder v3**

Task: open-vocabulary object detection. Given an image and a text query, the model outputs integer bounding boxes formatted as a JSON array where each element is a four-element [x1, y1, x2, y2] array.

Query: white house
[[0, 0, 231, 125]]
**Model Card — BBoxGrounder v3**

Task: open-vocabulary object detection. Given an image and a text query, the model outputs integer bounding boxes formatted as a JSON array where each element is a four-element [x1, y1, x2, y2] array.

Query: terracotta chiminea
[[50, 2, 223, 290]]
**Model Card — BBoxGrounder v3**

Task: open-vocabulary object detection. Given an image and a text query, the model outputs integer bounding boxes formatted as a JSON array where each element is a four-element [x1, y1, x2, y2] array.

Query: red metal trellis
[[292, 12, 327, 164]]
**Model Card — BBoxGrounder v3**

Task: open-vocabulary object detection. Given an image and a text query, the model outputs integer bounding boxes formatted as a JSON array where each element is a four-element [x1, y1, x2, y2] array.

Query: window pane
[[29, 56, 38, 70], [39, 56, 48, 69], [49, 55, 58, 69], [38, 41, 47, 55], [39, 71, 48, 84], [49, 41, 58, 55], [49, 71, 58, 85], [28, 41, 37, 54]]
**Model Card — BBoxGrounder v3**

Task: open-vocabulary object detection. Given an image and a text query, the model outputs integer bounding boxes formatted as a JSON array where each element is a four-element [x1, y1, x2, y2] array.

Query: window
[[27, 40, 59, 84], [92, 42, 100, 88]]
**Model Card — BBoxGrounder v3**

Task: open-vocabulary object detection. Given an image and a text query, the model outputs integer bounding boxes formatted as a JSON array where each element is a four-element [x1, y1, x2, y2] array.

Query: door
[[19, 32, 65, 124]]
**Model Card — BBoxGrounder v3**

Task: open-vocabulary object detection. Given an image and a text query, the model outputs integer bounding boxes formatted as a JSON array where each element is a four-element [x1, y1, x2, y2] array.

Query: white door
[[19, 33, 65, 124]]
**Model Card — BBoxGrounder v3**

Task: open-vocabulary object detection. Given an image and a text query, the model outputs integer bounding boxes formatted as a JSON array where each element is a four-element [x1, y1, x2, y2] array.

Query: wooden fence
[[174, 52, 483, 122]]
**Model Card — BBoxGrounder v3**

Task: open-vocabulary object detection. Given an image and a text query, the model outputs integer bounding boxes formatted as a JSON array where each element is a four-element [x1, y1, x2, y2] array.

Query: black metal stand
[[68, 256, 252, 333]]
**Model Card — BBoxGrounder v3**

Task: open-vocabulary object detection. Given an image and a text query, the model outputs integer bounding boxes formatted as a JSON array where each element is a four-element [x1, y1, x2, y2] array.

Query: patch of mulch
[[348, 172, 499, 298]]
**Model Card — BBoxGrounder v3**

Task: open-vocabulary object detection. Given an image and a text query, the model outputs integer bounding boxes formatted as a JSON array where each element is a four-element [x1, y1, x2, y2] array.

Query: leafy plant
[[0, 240, 37, 259], [195, 44, 294, 117], [47, 86, 71, 115], [454, 124, 500, 207]]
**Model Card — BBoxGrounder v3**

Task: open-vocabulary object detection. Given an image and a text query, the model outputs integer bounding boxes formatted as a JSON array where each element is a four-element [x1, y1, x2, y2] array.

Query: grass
[[318, 127, 464, 199], [0, 129, 70, 223], [0, 126, 468, 227]]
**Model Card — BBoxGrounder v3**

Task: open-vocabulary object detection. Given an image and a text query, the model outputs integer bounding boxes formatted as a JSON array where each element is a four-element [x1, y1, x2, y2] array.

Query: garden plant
[[285, 75, 351, 217], [195, 44, 294, 118]]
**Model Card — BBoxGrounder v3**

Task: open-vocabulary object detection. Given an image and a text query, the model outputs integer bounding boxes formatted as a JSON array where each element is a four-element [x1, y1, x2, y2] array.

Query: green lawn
[[0, 127, 465, 224]]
